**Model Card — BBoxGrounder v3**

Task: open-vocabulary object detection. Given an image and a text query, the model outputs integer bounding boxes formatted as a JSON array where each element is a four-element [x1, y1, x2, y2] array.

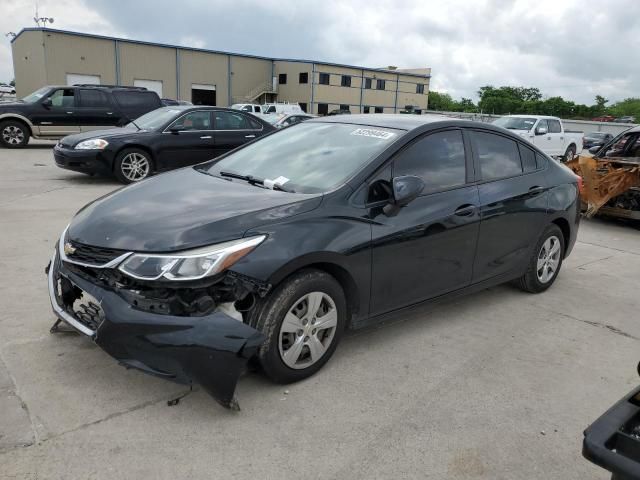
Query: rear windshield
[[202, 122, 404, 193]]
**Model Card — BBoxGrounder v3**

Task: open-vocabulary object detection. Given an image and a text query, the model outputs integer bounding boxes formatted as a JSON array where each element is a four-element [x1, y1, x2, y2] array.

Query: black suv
[[0, 85, 162, 148]]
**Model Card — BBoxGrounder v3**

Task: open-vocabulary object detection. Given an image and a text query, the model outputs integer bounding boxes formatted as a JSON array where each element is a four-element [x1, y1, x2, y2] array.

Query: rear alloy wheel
[[563, 145, 576, 162], [250, 270, 346, 383], [515, 224, 565, 293], [0, 120, 29, 148], [114, 149, 153, 184]]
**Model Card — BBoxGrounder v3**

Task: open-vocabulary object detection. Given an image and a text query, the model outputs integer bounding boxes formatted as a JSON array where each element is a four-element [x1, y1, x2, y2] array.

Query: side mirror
[[383, 175, 425, 216], [535, 126, 548, 135], [588, 146, 601, 154], [42, 97, 52, 108], [168, 125, 181, 134]]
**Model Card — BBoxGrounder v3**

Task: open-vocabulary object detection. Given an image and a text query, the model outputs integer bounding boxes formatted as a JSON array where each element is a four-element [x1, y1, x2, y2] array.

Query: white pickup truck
[[493, 115, 583, 161]]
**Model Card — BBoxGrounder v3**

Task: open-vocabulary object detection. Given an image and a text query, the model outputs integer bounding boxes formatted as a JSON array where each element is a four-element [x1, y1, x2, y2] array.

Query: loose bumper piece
[[583, 385, 640, 479], [47, 248, 266, 409]]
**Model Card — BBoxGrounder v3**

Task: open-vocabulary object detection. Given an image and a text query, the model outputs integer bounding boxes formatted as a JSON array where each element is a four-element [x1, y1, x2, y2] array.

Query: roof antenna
[[34, 1, 54, 27]]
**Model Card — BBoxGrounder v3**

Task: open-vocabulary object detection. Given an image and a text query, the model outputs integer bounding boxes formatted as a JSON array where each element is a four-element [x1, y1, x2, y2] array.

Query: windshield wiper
[[218, 171, 294, 192]]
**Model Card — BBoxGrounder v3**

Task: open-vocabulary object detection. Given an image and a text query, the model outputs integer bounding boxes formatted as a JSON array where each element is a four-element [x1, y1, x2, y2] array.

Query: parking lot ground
[[1, 142, 639, 479]]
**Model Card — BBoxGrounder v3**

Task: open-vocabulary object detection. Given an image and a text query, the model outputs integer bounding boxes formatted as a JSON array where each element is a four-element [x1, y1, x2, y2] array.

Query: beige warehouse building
[[11, 28, 430, 115]]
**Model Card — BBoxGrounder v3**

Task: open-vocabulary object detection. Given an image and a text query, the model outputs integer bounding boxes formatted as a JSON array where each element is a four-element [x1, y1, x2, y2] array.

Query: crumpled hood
[[68, 167, 322, 252]]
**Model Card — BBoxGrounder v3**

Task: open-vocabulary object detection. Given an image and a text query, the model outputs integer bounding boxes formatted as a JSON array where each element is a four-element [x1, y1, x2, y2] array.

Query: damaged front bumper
[[583, 385, 640, 479], [46, 247, 265, 409]]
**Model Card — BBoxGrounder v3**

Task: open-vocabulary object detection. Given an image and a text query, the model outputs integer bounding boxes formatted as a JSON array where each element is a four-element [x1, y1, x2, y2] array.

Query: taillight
[[576, 175, 584, 196]]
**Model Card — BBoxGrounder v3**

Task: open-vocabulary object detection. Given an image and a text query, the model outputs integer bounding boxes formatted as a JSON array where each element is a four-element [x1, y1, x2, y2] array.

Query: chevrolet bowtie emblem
[[63, 242, 76, 256]]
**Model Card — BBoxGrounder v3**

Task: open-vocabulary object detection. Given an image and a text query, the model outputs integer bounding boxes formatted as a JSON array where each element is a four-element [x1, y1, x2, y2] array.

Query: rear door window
[[214, 111, 252, 130], [470, 131, 523, 181], [78, 89, 110, 108], [393, 130, 467, 192]]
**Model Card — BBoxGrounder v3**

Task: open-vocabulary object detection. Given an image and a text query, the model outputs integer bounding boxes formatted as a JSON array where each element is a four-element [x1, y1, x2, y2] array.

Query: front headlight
[[118, 236, 266, 281], [75, 138, 109, 150]]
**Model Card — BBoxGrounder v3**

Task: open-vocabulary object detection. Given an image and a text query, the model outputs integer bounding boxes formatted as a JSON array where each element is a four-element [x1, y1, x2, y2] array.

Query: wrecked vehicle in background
[[46, 116, 580, 409], [566, 125, 640, 220]]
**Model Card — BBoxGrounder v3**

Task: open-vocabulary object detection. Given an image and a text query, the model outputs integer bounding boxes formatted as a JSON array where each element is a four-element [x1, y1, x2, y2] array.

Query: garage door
[[66, 74, 101, 85], [134, 79, 163, 97]]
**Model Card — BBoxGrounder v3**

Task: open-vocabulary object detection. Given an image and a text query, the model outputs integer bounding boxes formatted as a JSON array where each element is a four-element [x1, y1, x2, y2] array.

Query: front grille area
[[52, 259, 105, 332], [66, 240, 126, 266]]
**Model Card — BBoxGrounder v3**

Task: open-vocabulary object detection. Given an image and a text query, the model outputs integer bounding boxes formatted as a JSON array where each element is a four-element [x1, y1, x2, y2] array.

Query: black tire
[[249, 269, 347, 384], [0, 119, 30, 148], [515, 224, 565, 293], [563, 144, 576, 162], [113, 148, 153, 184]]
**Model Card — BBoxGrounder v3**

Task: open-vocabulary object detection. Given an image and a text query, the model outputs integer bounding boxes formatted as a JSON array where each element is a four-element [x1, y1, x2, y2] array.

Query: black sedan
[[53, 106, 275, 183], [583, 131, 613, 149], [46, 115, 580, 409]]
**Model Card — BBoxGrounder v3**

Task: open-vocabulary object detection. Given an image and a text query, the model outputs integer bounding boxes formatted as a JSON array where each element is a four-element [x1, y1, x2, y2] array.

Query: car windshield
[[587, 132, 607, 138], [126, 107, 183, 130], [21, 87, 50, 103], [201, 122, 404, 193], [493, 117, 538, 130]]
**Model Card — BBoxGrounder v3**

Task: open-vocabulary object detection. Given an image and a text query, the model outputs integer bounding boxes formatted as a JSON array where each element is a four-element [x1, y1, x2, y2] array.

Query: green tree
[[428, 91, 456, 111]]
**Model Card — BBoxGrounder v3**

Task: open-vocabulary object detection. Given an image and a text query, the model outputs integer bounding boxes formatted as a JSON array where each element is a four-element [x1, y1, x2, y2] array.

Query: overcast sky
[[1, 0, 638, 104]]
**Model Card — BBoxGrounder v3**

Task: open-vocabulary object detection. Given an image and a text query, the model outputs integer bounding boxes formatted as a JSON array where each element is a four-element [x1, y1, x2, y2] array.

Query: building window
[[299, 72, 308, 84], [416, 84, 425, 94], [363, 106, 370, 113], [374, 106, 383, 113], [319, 73, 330, 85], [317, 103, 329, 115], [340, 104, 350, 112], [341, 75, 351, 87], [364, 78, 372, 89], [299, 102, 307, 112], [376, 79, 386, 90], [278, 74, 287, 85]]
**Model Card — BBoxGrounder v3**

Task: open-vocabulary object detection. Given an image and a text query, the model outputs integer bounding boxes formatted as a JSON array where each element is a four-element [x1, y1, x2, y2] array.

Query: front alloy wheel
[[0, 120, 29, 148], [114, 148, 153, 184]]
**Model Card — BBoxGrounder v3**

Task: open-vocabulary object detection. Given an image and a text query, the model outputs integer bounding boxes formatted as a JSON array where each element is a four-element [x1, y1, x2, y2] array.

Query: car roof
[[311, 113, 457, 130]]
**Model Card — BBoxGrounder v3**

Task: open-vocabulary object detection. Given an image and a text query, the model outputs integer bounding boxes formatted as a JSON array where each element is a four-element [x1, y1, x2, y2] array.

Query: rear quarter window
[[113, 91, 161, 110]]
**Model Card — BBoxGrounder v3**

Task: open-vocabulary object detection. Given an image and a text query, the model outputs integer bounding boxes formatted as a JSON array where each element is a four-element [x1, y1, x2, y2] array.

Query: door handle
[[106, 112, 113, 115], [528, 186, 544, 195], [454, 204, 477, 217], [200, 135, 212, 139], [245, 134, 256, 139], [66, 111, 74, 114]]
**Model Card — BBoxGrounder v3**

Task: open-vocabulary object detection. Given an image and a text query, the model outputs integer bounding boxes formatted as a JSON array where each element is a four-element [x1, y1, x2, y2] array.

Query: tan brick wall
[[119, 42, 177, 98], [11, 31, 47, 97], [178, 49, 228, 105]]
